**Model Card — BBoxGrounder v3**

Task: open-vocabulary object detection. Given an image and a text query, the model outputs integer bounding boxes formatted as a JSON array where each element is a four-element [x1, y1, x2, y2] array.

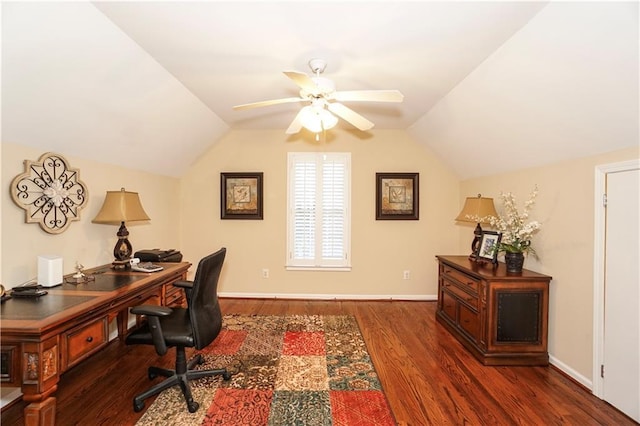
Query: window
[[287, 152, 351, 270]]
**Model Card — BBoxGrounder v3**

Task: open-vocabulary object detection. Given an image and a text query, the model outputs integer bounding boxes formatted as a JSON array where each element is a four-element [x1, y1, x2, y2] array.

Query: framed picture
[[477, 231, 501, 263], [221, 172, 263, 219], [376, 172, 419, 220]]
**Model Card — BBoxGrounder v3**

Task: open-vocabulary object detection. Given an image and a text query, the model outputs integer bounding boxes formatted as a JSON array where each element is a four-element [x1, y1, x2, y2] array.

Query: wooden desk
[[0, 262, 191, 426]]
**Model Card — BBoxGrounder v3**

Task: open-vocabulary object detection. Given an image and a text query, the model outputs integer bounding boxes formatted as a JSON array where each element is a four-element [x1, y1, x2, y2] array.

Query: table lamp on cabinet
[[455, 194, 498, 261], [93, 188, 150, 268]]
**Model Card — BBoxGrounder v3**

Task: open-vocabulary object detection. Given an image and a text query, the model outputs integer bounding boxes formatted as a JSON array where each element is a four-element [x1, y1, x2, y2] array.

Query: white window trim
[[286, 152, 351, 271]]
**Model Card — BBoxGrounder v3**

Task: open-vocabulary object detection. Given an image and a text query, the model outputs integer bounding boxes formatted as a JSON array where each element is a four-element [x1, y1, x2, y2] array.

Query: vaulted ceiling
[[2, 2, 638, 178]]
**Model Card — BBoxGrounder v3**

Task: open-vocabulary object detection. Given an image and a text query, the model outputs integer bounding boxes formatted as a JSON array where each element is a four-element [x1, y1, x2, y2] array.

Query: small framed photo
[[477, 231, 502, 263], [221, 172, 263, 220], [376, 172, 419, 220]]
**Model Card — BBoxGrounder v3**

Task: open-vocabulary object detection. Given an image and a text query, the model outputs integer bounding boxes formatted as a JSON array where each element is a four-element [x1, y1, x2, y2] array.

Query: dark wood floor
[[2, 299, 636, 425]]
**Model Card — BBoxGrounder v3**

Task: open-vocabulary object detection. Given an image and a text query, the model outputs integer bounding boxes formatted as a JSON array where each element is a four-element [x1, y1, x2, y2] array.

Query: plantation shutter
[[287, 152, 351, 269]]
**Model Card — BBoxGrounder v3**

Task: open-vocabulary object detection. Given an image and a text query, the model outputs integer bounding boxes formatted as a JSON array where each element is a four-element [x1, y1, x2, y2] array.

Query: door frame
[[592, 158, 640, 397]]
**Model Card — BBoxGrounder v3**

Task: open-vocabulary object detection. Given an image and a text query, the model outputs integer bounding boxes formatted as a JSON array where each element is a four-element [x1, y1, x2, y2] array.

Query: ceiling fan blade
[[327, 102, 374, 131], [283, 71, 319, 94], [233, 97, 303, 110], [285, 109, 305, 134], [332, 90, 404, 103]]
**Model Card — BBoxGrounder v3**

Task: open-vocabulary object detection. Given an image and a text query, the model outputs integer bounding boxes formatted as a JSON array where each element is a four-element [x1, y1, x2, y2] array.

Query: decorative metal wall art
[[10, 152, 89, 234]]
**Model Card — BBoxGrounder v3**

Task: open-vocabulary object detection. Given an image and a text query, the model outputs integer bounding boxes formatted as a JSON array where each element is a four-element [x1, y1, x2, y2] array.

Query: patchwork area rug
[[135, 314, 396, 425]]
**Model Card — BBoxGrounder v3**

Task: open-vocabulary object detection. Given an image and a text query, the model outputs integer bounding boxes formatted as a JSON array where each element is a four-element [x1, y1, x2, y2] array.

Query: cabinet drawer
[[442, 266, 479, 294], [65, 317, 108, 368], [441, 291, 457, 322], [459, 304, 480, 342], [442, 278, 478, 310]]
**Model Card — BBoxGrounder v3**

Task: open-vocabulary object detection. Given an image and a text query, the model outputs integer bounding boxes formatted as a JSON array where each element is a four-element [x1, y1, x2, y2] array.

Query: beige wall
[[5, 135, 636, 387], [179, 129, 461, 298], [1, 142, 181, 287], [460, 146, 640, 384]]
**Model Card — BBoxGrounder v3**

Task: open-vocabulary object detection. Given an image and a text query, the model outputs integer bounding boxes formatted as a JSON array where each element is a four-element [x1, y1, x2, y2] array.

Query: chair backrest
[[189, 247, 226, 349]]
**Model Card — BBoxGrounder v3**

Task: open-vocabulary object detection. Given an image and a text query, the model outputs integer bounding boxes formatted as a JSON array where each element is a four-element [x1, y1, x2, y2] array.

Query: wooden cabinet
[[436, 255, 552, 366]]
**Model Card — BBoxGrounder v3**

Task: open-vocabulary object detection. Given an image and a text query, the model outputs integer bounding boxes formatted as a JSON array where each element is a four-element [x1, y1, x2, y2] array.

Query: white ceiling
[[2, 1, 638, 178]]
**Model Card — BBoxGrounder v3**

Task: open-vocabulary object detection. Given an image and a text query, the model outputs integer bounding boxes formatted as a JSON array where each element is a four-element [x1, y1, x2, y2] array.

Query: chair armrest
[[130, 304, 173, 317], [130, 304, 172, 355], [173, 280, 193, 289], [173, 280, 194, 305]]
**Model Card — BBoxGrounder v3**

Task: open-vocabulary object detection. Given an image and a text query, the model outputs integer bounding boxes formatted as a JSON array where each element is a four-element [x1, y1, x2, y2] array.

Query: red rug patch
[[282, 331, 326, 355], [203, 388, 273, 425], [330, 390, 396, 426], [201, 330, 247, 355]]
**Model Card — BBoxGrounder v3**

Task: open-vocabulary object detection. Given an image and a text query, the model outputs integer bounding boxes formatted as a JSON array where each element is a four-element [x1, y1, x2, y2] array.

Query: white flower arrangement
[[488, 186, 541, 256]]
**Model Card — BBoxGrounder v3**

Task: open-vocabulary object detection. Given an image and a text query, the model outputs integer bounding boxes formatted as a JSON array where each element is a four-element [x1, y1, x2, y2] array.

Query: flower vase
[[504, 252, 525, 273]]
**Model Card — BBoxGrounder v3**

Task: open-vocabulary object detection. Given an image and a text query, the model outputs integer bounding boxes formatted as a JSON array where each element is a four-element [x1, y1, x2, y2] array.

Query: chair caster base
[[222, 371, 232, 380], [188, 401, 199, 413], [133, 399, 145, 413]]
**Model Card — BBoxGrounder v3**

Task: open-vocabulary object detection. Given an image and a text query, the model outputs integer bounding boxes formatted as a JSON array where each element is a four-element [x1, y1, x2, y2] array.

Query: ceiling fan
[[233, 59, 404, 134]]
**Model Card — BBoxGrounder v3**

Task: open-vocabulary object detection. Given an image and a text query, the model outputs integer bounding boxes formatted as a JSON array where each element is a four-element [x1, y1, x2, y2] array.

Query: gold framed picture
[[376, 172, 419, 220], [221, 172, 263, 220]]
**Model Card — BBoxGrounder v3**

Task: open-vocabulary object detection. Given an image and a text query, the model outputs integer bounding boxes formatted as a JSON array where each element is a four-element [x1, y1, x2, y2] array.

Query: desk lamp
[[455, 194, 498, 261], [93, 188, 150, 268]]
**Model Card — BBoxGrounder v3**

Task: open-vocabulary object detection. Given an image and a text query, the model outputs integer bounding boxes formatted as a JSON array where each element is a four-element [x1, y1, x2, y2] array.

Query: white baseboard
[[218, 292, 437, 301], [549, 353, 594, 392]]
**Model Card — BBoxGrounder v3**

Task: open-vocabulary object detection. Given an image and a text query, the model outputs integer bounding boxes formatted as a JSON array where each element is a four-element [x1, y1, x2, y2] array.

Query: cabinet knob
[[86, 336, 93, 343]]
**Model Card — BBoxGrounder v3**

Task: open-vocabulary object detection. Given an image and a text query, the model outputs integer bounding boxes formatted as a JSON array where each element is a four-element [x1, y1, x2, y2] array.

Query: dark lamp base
[[111, 260, 130, 270], [113, 221, 133, 266], [468, 222, 484, 261]]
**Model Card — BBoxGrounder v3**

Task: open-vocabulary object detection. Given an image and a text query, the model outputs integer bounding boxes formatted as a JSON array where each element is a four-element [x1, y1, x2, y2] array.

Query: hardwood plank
[[1, 299, 635, 425]]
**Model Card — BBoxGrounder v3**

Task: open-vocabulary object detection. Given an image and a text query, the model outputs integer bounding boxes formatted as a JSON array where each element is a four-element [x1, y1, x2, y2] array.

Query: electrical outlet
[[262, 269, 269, 279], [403, 270, 410, 280]]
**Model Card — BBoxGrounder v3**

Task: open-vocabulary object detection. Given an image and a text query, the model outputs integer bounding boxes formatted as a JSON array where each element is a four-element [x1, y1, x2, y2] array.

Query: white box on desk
[[37, 255, 63, 287]]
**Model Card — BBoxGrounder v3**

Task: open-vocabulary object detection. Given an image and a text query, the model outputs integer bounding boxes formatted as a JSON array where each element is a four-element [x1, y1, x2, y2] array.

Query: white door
[[603, 167, 640, 422]]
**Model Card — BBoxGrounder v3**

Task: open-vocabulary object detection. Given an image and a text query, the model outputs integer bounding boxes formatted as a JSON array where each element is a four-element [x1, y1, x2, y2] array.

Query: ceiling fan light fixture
[[233, 58, 403, 134], [299, 106, 338, 133]]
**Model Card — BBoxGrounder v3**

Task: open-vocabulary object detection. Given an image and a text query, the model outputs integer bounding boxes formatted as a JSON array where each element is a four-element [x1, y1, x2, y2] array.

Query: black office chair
[[126, 248, 232, 413]]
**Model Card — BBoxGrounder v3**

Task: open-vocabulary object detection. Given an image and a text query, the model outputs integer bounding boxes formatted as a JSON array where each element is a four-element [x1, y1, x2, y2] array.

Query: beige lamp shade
[[92, 188, 150, 224], [455, 195, 497, 224]]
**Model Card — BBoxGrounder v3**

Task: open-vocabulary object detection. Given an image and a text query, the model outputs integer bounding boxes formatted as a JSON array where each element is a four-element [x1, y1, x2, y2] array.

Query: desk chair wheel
[[147, 366, 171, 381], [222, 371, 232, 380], [188, 401, 199, 413], [133, 399, 145, 413]]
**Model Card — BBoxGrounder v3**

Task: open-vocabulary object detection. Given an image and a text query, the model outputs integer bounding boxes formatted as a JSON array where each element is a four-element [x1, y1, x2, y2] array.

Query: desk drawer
[[164, 285, 185, 307], [65, 317, 108, 368]]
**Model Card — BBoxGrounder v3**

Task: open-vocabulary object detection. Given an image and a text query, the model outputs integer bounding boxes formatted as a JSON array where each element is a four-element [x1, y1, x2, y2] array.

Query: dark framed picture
[[376, 172, 419, 220], [221, 172, 263, 220], [477, 231, 501, 263]]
